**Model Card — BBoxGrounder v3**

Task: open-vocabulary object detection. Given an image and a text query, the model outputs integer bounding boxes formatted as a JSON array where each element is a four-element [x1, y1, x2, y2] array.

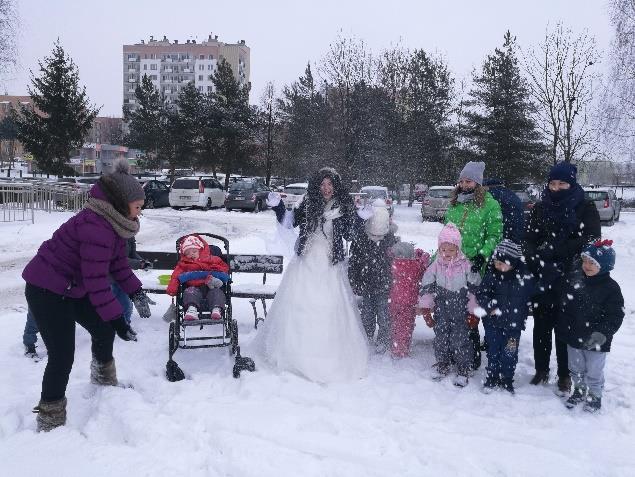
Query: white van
[[169, 176, 225, 209]]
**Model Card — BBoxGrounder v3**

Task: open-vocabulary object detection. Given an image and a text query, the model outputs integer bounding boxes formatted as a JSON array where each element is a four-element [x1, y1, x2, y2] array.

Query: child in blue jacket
[[475, 239, 535, 394]]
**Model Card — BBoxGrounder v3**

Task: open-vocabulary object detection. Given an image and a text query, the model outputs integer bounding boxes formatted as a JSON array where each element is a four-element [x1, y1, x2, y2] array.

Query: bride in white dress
[[256, 168, 370, 383]]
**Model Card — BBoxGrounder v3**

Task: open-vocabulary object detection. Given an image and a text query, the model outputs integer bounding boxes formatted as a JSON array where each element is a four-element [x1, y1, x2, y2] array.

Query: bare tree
[[525, 23, 599, 163], [260, 81, 278, 185]]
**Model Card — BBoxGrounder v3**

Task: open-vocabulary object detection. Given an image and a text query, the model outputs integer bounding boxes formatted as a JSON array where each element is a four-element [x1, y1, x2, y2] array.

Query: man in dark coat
[[524, 161, 601, 395], [483, 178, 525, 243]]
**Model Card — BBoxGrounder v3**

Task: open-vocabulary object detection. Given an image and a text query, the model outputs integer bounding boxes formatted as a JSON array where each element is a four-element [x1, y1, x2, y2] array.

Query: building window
[[209, 55, 214, 60], [207, 86, 213, 92], [151, 75, 157, 80], [150, 54, 156, 59], [151, 64, 157, 70], [198, 75, 203, 81], [128, 75, 135, 81], [199, 54, 204, 60], [198, 86, 203, 92], [143, 64, 147, 70], [198, 64, 204, 71], [128, 54, 136, 60], [173, 66, 179, 72], [208, 75, 214, 81], [207, 64, 213, 70]]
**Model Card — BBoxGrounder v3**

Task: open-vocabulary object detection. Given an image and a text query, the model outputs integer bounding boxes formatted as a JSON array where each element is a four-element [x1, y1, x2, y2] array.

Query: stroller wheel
[[166, 359, 185, 382]]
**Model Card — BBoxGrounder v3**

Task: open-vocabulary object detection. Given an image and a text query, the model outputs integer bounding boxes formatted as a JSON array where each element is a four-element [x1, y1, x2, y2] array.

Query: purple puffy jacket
[[22, 183, 142, 322]]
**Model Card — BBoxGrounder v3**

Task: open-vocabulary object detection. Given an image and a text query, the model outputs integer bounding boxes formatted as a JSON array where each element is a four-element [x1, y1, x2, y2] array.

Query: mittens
[[206, 275, 224, 289], [266, 192, 282, 207], [421, 308, 435, 328], [111, 316, 137, 341], [584, 331, 607, 350], [130, 289, 155, 319], [466, 313, 480, 329]]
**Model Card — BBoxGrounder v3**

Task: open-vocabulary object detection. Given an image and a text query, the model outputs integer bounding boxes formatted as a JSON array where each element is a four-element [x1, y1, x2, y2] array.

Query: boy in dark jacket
[[475, 239, 535, 394], [348, 201, 398, 353], [558, 240, 624, 412]]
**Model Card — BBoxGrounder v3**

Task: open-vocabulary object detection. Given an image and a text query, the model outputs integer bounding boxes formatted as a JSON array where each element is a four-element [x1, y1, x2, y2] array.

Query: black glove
[[470, 254, 486, 273], [140, 260, 153, 270], [131, 288, 155, 319], [111, 316, 137, 341], [584, 332, 607, 351]]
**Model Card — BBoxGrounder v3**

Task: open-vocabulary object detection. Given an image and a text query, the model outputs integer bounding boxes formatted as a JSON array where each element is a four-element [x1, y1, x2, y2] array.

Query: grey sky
[[7, 0, 613, 116]]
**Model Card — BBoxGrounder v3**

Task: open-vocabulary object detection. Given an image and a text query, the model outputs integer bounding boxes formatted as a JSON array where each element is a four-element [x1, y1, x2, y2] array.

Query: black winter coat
[[272, 198, 355, 264], [348, 225, 398, 297], [476, 263, 535, 331], [525, 199, 600, 278], [557, 272, 624, 352], [487, 186, 525, 243]]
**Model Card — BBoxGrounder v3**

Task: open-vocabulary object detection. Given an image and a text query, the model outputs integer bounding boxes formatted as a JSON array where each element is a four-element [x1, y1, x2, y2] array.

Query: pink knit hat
[[180, 235, 205, 255], [438, 223, 462, 248]]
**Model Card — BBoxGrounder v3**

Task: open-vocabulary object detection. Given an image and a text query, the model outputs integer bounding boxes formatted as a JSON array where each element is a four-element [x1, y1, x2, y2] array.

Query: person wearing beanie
[[416, 223, 482, 387], [557, 240, 624, 412], [474, 239, 536, 394], [445, 161, 503, 371], [23, 159, 153, 432], [348, 199, 399, 353], [165, 234, 230, 322], [525, 161, 601, 396]]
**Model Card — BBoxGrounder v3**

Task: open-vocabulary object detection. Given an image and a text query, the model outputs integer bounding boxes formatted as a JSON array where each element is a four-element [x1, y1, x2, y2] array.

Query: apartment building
[[122, 33, 250, 112]]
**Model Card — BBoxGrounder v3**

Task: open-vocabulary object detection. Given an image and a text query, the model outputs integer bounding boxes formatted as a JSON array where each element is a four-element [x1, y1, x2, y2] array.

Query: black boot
[[530, 370, 549, 385], [565, 386, 587, 409], [500, 377, 515, 395], [482, 375, 499, 394], [34, 397, 67, 432], [583, 394, 602, 413], [24, 344, 39, 360]]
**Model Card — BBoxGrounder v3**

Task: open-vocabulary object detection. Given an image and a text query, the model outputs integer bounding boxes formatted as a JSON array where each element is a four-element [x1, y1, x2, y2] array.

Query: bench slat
[[139, 251, 283, 274]]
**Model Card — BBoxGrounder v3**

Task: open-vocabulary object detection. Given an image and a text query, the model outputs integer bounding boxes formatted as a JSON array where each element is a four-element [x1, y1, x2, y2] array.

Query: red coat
[[390, 250, 429, 309], [166, 236, 229, 296]]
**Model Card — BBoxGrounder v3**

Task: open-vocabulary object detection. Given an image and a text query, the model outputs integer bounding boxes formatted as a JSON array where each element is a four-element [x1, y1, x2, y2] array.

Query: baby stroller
[[166, 232, 255, 382]]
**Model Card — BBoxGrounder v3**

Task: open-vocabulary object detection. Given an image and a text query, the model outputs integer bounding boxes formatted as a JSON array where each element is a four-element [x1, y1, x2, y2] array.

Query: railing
[[0, 182, 34, 223]]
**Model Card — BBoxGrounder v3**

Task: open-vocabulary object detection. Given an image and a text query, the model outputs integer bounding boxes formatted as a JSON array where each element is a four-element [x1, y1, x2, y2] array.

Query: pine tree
[[171, 82, 202, 169], [212, 58, 255, 189], [124, 74, 166, 170], [465, 32, 545, 183], [14, 41, 99, 176]]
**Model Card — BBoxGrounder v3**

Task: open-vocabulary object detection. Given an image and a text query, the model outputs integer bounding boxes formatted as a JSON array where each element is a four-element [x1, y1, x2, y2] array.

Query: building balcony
[[163, 68, 173, 73], [128, 68, 136, 73], [129, 99, 136, 104], [127, 57, 138, 62], [128, 78, 136, 83], [128, 88, 135, 93], [164, 58, 172, 62]]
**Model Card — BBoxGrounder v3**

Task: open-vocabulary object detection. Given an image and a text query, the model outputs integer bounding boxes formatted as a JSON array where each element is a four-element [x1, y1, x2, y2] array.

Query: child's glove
[[111, 316, 137, 341], [130, 289, 155, 319], [466, 313, 480, 329], [206, 275, 224, 289], [140, 260, 153, 270], [266, 192, 281, 207], [421, 308, 435, 328], [584, 332, 607, 350]]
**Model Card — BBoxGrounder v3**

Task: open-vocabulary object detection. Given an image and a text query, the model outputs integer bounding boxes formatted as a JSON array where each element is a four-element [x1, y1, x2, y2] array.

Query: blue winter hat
[[548, 162, 577, 185], [581, 240, 615, 274]]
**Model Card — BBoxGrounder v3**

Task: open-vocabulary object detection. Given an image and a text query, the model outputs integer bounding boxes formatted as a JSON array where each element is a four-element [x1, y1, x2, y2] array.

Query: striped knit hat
[[493, 239, 522, 265]]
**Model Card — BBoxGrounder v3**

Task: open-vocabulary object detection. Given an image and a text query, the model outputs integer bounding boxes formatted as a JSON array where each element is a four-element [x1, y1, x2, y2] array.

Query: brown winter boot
[[529, 370, 549, 385], [90, 357, 118, 386], [556, 376, 572, 397], [34, 397, 67, 432]]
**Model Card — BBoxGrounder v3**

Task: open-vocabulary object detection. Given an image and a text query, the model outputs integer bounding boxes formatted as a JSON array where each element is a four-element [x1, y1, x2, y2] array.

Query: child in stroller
[[166, 234, 230, 321]]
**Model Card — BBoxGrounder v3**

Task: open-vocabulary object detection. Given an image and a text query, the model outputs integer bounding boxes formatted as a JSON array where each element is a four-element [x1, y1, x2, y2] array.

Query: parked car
[[225, 180, 270, 212], [513, 190, 536, 217], [168, 176, 225, 210], [142, 179, 170, 209], [584, 188, 622, 225], [281, 182, 308, 210], [421, 186, 454, 221], [359, 186, 394, 216]]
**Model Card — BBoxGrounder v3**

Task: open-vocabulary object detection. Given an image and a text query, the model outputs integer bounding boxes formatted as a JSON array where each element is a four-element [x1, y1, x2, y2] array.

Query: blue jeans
[[484, 323, 522, 381], [111, 283, 133, 324], [23, 308, 39, 346]]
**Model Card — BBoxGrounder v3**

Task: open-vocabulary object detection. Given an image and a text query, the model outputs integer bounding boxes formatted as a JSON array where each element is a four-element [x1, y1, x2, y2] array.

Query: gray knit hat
[[98, 159, 145, 216], [458, 161, 486, 185]]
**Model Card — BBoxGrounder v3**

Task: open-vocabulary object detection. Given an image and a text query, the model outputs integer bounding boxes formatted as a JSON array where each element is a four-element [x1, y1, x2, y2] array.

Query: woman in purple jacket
[[23, 159, 154, 432]]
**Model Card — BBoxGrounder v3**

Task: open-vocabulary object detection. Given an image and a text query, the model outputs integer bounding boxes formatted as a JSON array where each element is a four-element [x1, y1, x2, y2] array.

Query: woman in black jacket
[[525, 161, 600, 395]]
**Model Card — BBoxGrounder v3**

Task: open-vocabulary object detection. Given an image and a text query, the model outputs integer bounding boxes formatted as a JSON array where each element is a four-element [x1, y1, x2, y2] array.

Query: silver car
[[421, 186, 454, 221], [584, 188, 622, 226]]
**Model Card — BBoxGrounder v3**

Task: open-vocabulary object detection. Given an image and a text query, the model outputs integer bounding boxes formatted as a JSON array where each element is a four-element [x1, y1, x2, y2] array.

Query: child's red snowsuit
[[390, 249, 430, 358]]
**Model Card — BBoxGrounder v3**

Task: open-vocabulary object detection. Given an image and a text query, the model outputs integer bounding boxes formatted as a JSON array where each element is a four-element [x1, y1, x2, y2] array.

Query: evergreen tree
[[14, 41, 99, 176], [124, 74, 166, 170], [0, 113, 18, 171], [465, 32, 545, 183], [171, 82, 202, 169], [212, 58, 255, 189]]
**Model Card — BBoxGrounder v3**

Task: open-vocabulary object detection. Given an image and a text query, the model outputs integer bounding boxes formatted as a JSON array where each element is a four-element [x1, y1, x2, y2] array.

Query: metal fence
[[0, 180, 90, 223]]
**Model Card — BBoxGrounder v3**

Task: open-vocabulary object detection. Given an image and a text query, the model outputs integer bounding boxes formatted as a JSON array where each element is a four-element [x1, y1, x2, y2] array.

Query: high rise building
[[122, 33, 250, 112]]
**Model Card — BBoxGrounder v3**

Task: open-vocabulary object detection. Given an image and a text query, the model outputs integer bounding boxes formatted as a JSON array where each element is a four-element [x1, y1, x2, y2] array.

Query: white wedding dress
[[256, 207, 369, 383]]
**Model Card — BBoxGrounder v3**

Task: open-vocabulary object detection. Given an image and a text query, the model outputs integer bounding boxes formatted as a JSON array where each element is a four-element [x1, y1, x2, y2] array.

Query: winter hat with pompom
[[581, 239, 615, 274], [438, 222, 462, 248], [493, 239, 523, 267], [180, 235, 206, 255], [98, 158, 145, 216]]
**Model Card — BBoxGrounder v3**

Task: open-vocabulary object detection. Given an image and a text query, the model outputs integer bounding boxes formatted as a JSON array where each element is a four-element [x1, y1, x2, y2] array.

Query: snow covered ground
[[1, 204, 634, 476]]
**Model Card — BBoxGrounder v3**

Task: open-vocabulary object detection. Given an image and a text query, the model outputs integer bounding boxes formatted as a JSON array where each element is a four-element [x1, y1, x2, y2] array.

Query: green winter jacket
[[445, 192, 503, 262]]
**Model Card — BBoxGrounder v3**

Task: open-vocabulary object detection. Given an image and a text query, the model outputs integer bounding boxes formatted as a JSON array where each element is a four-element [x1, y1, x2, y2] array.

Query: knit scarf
[[540, 184, 584, 243], [84, 197, 140, 238], [456, 191, 475, 203]]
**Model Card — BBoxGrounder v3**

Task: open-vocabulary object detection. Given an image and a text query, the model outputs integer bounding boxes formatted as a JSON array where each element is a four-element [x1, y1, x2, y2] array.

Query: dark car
[[142, 179, 170, 208], [225, 180, 270, 212], [513, 190, 536, 216]]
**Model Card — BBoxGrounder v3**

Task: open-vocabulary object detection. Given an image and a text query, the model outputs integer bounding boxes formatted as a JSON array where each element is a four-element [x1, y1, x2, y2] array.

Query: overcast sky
[[5, 0, 614, 116]]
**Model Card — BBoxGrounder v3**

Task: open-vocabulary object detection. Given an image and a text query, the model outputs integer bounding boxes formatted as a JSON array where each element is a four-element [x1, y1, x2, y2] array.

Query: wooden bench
[[136, 251, 283, 328]]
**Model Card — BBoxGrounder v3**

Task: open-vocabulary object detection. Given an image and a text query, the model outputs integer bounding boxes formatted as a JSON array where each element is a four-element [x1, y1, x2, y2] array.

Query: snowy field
[[1, 204, 634, 476]]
